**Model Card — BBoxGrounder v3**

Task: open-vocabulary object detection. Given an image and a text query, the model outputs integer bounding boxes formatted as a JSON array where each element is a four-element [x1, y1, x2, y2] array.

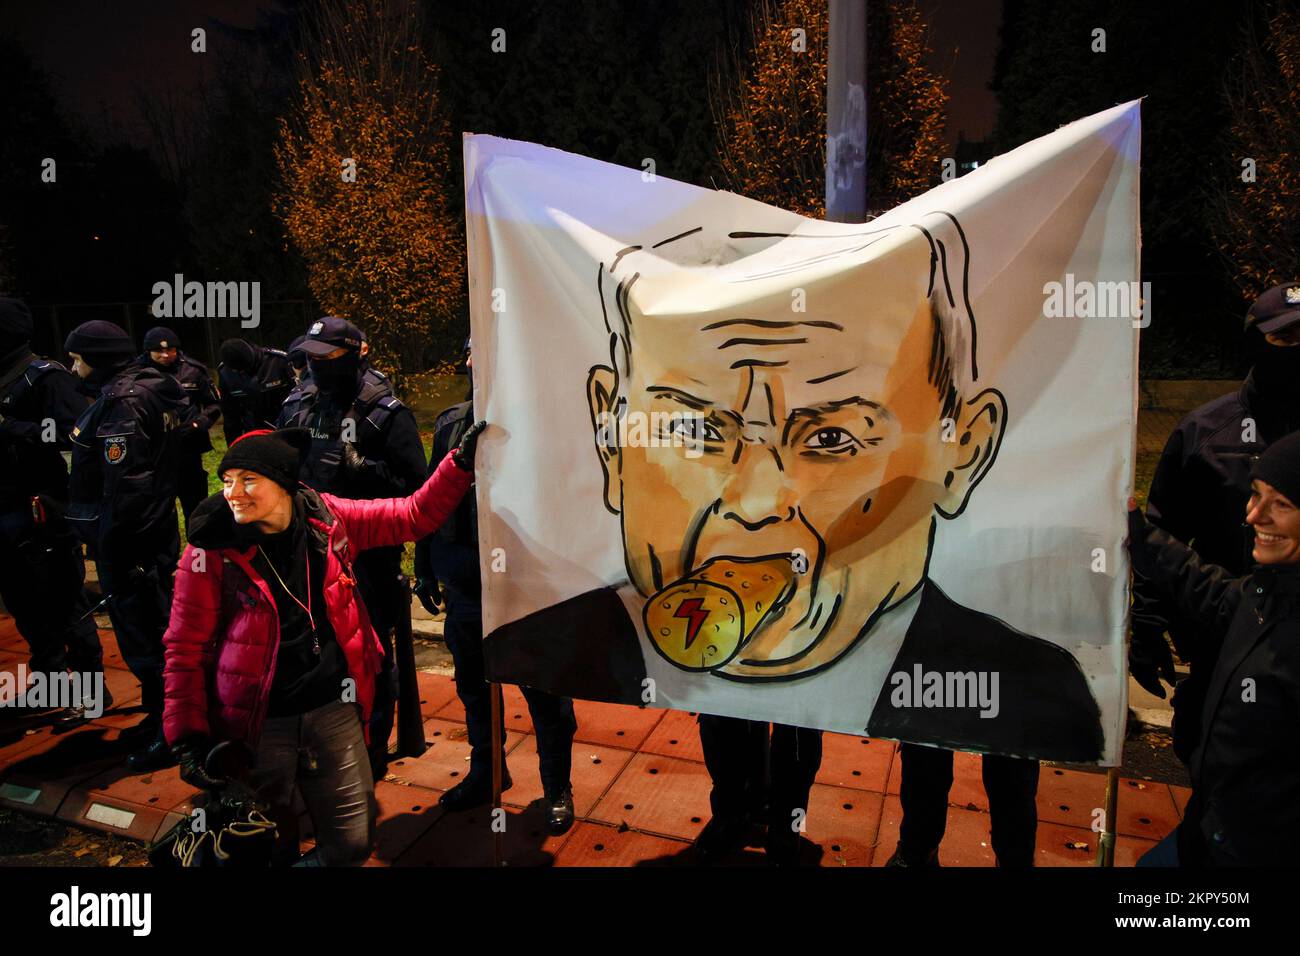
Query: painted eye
[[805, 427, 859, 452], [668, 417, 722, 442]]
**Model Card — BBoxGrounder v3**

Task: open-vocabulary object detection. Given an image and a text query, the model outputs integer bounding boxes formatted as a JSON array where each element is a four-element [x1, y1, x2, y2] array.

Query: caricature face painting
[[587, 222, 1006, 681]]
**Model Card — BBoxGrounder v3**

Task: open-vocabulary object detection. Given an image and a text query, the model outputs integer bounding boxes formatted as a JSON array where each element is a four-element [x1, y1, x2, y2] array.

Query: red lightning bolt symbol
[[674, 598, 710, 649]]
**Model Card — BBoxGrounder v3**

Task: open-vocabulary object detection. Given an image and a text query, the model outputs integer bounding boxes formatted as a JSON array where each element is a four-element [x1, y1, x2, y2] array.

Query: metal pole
[[826, 0, 868, 222], [1096, 766, 1119, 866], [490, 682, 505, 867]]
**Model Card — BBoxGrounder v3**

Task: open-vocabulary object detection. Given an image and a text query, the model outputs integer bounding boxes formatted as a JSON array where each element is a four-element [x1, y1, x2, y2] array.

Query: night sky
[[1, 0, 1001, 150]]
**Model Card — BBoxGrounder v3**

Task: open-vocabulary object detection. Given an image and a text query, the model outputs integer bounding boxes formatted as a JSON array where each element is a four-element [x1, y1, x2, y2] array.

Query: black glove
[[173, 735, 226, 791], [1129, 626, 1177, 699], [452, 420, 486, 472], [412, 577, 444, 616]]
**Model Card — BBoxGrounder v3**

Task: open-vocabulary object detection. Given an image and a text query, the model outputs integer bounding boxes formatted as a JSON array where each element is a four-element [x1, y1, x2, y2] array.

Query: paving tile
[[382, 718, 523, 793], [805, 783, 884, 867], [587, 752, 712, 841], [394, 801, 571, 867], [872, 793, 998, 867], [76, 763, 200, 819], [638, 708, 704, 763], [1169, 784, 1191, 820], [59, 787, 173, 844], [502, 735, 631, 817], [1115, 834, 1159, 867], [1036, 766, 1108, 829], [0, 725, 127, 817], [572, 700, 665, 751], [414, 671, 460, 720], [1115, 776, 1180, 841], [371, 779, 445, 863], [554, 821, 692, 866], [1035, 821, 1100, 867], [814, 734, 894, 793], [428, 681, 537, 733]]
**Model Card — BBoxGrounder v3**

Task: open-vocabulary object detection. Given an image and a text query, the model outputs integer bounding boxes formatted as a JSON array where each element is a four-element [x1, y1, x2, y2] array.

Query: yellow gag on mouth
[[642, 558, 795, 671]]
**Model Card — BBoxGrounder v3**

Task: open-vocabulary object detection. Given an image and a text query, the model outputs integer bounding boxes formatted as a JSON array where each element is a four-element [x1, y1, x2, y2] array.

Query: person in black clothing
[[414, 346, 579, 832], [276, 317, 427, 777], [287, 333, 310, 386], [0, 298, 106, 725], [1128, 427, 1300, 866], [64, 320, 193, 770], [1132, 281, 1300, 762], [133, 326, 222, 523], [216, 338, 293, 445], [695, 716, 822, 866]]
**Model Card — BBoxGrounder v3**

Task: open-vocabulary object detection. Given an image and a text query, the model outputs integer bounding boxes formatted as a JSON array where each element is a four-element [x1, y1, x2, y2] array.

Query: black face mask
[[309, 354, 360, 396], [1251, 339, 1300, 403], [77, 363, 119, 397]]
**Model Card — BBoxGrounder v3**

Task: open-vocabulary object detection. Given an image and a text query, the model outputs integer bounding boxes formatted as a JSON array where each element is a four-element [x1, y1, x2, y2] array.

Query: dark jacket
[[414, 400, 480, 616], [217, 347, 293, 445], [66, 364, 193, 561], [484, 579, 1105, 763], [0, 347, 88, 506], [1134, 373, 1300, 758], [135, 352, 221, 455], [1129, 508, 1300, 866]]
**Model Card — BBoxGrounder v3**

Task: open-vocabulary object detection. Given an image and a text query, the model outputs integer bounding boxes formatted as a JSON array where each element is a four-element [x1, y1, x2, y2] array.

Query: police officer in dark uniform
[[133, 326, 221, 523], [64, 320, 192, 770], [413, 342, 579, 832], [275, 317, 426, 777], [217, 338, 293, 446], [0, 298, 107, 724], [1132, 280, 1300, 759], [696, 717, 823, 865], [287, 333, 311, 387]]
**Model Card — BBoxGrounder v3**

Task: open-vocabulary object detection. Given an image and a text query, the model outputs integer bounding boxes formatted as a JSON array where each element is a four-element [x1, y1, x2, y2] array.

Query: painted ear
[[586, 365, 622, 515], [936, 387, 1008, 519]]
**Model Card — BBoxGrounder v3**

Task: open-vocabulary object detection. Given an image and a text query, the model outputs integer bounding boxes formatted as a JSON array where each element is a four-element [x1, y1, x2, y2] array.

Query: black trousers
[[444, 612, 577, 797], [0, 507, 103, 675], [353, 548, 404, 766], [96, 517, 180, 727], [896, 742, 1041, 867], [698, 714, 823, 829], [177, 452, 211, 524]]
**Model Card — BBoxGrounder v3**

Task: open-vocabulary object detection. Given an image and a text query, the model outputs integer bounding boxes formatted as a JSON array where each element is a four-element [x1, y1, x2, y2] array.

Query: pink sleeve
[[324, 451, 474, 553], [162, 547, 223, 746]]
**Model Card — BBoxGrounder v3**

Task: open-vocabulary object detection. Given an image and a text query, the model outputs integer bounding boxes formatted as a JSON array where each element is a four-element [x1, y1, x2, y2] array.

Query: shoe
[[438, 769, 513, 811], [695, 812, 750, 865], [765, 823, 803, 867], [53, 687, 114, 730], [545, 787, 575, 835], [884, 847, 941, 868], [126, 737, 177, 773]]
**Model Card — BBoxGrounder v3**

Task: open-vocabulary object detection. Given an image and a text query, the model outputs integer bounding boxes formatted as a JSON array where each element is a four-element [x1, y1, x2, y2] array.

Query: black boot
[[439, 768, 512, 811], [127, 737, 176, 773], [544, 787, 575, 835]]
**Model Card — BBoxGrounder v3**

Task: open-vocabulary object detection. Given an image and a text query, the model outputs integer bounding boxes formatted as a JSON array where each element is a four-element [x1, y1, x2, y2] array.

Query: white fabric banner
[[464, 101, 1140, 766]]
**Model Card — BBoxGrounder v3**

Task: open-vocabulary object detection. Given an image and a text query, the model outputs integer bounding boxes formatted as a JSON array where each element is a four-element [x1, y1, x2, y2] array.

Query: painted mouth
[[642, 555, 797, 672]]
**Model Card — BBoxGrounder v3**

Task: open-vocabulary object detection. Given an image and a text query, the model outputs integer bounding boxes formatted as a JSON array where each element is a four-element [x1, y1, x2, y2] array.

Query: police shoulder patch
[[104, 436, 128, 465]]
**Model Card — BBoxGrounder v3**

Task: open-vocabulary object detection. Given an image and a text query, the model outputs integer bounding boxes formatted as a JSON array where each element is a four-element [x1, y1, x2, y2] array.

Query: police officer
[[0, 298, 107, 724], [413, 342, 579, 832], [133, 327, 221, 523], [64, 320, 192, 770], [1131, 280, 1300, 760], [276, 317, 426, 777], [217, 338, 293, 445], [696, 716, 822, 866]]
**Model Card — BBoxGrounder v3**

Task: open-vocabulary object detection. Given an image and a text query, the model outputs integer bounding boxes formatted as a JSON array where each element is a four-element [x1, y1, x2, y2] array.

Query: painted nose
[[722, 441, 796, 529]]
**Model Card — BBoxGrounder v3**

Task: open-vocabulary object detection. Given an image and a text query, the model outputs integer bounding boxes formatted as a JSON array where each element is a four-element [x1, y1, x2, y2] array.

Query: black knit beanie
[[64, 320, 135, 366], [1252, 430, 1300, 506], [219, 428, 311, 492], [219, 338, 259, 372], [143, 326, 180, 351]]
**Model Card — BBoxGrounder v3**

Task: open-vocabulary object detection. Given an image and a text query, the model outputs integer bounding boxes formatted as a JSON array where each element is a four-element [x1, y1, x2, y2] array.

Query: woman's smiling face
[[1247, 479, 1300, 565], [222, 468, 289, 527]]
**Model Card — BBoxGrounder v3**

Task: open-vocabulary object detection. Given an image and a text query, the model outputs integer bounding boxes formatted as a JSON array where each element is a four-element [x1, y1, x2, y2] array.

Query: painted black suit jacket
[[484, 578, 1105, 763]]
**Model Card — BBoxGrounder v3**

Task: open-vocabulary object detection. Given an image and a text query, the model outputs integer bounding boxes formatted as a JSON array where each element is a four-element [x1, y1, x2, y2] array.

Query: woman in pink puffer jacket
[[161, 423, 481, 865]]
